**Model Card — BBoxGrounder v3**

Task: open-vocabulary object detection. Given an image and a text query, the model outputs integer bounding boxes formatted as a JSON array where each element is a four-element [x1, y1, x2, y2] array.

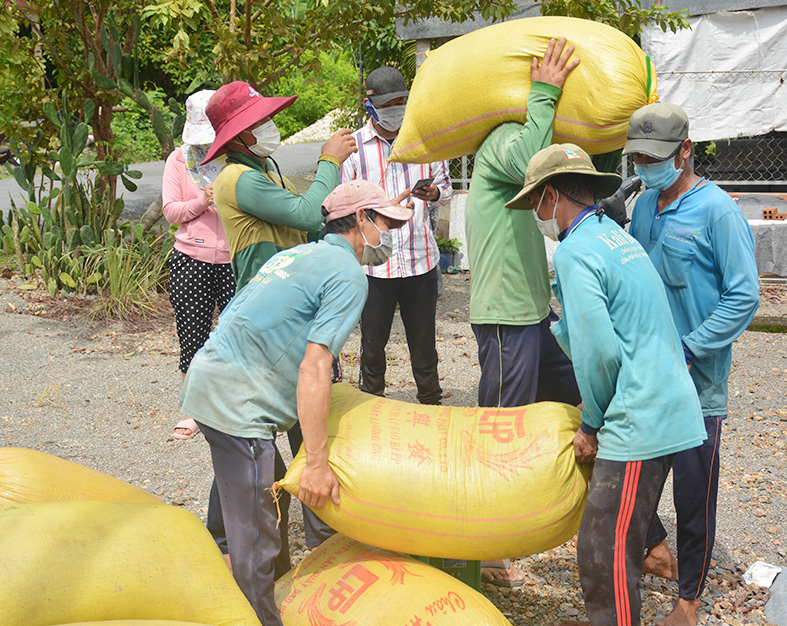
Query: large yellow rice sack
[[51, 623, 215, 625], [0, 446, 161, 505], [275, 534, 509, 626], [390, 16, 658, 163], [0, 501, 260, 626], [277, 384, 590, 560]]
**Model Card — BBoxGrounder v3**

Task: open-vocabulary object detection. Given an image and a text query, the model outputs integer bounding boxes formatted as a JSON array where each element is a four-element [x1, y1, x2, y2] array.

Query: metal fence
[[449, 132, 787, 192]]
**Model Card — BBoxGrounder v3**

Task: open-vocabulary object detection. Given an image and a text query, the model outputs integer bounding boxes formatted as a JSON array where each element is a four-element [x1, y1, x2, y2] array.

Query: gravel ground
[[1, 271, 785, 625]]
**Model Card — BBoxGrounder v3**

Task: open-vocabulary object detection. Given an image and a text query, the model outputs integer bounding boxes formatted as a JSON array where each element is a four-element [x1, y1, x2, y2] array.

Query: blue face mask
[[364, 101, 406, 132], [634, 157, 682, 191]]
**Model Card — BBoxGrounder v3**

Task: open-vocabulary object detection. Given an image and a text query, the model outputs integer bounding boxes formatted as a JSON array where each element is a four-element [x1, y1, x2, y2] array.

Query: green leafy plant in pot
[[436, 236, 461, 273]]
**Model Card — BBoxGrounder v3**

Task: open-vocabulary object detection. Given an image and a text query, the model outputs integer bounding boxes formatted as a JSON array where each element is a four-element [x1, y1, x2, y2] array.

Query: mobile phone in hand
[[411, 177, 434, 192]]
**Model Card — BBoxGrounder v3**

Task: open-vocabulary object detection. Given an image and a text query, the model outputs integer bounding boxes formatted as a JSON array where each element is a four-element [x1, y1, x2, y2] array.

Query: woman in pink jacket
[[163, 90, 235, 439]]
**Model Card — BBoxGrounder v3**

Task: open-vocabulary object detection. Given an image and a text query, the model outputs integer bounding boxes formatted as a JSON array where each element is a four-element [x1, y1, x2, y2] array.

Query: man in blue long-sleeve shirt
[[506, 143, 706, 626], [624, 102, 759, 626]]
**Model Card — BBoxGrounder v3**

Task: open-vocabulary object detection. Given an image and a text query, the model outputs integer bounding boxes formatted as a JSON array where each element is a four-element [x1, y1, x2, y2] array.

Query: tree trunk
[[140, 195, 164, 234], [92, 100, 118, 210]]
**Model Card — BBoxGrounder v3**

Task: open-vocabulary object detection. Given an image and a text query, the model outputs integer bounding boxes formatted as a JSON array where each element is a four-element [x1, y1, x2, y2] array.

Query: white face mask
[[533, 186, 561, 241], [360, 217, 393, 266], [370, 104, 407, 132], [248, 120, 280, 157]]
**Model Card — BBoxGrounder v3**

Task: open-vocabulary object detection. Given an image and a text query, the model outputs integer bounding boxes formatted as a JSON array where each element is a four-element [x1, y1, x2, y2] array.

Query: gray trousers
[[285, 422, 336, 547], [197, 422, 290, 626]]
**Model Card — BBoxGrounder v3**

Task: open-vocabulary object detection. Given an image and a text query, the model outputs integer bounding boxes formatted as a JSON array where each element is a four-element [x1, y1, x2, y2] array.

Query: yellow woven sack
[[0, 447, 161, 506], [53, 622, 214, 625], [390, 16, 658, 163], [277, 384, 590, 560], [0, 501, 260, 626], [275, 534, 509, 626]]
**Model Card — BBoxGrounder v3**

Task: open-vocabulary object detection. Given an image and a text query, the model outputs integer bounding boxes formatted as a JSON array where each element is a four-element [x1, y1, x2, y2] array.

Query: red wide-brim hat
[[201, 81, 297, 164]]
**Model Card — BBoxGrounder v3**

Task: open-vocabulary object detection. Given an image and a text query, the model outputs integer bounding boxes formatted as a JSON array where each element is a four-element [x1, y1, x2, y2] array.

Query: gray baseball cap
[[365, 67, 409, 106], [506, 144, 622, 210], [623, 102, 689, 160]]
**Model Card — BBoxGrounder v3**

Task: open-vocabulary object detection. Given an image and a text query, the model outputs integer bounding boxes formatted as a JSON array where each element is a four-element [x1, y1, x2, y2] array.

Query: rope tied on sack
[[269, 484, 284, 529]]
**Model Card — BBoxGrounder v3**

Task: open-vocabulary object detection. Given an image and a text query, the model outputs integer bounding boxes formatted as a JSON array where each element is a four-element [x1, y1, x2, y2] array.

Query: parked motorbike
[[0, 146, 19, 167]]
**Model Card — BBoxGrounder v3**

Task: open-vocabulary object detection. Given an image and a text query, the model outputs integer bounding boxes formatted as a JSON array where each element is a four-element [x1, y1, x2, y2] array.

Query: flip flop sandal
[[173, 418, 200, 440], [481, 559, 525, 588]]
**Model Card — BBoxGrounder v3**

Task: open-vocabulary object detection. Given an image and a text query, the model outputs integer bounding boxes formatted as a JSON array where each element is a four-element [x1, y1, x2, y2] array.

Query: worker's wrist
[[579, 422, 599, 436], [681, 340, 696, 366], [318, 154, 342, 168], [530, 81, 562, 100]]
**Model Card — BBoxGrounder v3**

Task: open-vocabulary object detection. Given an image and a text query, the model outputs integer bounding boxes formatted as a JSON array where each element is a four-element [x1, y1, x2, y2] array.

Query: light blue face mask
[[634, 157, 682, 191]]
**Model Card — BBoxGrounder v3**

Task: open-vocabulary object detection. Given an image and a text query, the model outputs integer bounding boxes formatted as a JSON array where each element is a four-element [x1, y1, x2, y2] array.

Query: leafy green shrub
[[272, 52, 358, 140], [88, 224, 173, 320], [111, 88, 176, 163], [0, 91, 174, 318]]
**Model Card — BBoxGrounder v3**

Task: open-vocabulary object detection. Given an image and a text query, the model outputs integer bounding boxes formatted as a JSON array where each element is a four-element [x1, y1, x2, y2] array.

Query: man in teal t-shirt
[[180, 180, 413, 626], [200, 81, 358, 553], [505, 143, 705, 626]]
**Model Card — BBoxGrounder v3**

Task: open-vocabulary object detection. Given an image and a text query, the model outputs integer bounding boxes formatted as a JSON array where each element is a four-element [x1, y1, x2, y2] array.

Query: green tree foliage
[[0, 8, 47, 146], [111, 90, 179, 163], [141, 0, 518, 92], [273, 52, 358, 140], [540, 0, 690, 42]]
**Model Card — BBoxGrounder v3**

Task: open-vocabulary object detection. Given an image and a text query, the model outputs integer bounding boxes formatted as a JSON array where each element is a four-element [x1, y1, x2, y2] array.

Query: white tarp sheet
[[641, 7, 787, 142]]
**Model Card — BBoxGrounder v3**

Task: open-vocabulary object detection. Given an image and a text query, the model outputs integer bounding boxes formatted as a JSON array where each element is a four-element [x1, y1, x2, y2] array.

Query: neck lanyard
[[564, 205, 601, 239]]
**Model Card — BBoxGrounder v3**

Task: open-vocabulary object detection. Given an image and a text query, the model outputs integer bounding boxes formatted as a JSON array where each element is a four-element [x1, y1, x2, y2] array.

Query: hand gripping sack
[[277, 384, 591, 560], [390, 16, 658, 163], [0, 447, 161, 506], [275, 534, 510, 626], [0, 501, 260, 626]]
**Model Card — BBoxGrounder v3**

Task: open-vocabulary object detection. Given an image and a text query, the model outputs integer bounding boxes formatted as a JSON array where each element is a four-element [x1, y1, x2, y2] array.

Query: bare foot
[[643, 539, 678, 580], [655, 598, 700, 626], [481, 559, 525, 586]]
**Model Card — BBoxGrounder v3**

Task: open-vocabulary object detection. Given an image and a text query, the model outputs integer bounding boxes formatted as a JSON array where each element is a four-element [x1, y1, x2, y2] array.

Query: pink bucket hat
[[201, 81, 297, 164], [323, 180, 414, 227], [182, 89, 217, 145]]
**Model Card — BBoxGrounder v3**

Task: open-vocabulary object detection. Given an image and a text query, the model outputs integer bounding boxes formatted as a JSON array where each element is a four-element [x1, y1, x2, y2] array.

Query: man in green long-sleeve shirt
[[202, 81, 357, 291], [465, 37, 584, 586]]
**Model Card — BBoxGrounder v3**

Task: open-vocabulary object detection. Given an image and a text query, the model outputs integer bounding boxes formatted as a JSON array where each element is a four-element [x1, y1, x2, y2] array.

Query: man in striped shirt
[[341, 66, 453, 405]]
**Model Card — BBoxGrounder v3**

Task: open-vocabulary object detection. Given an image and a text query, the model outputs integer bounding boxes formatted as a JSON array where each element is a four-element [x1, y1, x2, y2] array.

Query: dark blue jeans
[[647, 414, 724, 599], [472, 309, 581, 408]]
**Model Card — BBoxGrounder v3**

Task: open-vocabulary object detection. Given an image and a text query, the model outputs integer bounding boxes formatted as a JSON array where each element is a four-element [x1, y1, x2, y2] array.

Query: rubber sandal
[[173, 418, 200, 440]]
